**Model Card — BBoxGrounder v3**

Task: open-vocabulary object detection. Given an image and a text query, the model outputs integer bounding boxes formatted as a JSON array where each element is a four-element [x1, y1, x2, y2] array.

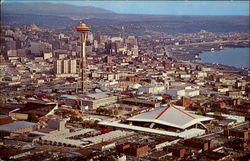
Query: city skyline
[[4, 0, 250, 16], [0, 1, 250, 160]]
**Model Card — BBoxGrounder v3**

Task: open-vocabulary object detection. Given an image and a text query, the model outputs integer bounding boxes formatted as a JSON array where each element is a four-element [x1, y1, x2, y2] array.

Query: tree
[[70, 116, 83, 122], [106, 109, 113, 115], [96, 107, 104, 114], [210, 94, 218, 101], [77, 117, 83, 122], [94, 120, 100, 125], [213, 111, 221, 116], [28, 113, 38, 122], [196, 109, 206, 116], [113, 110, 119, 115]]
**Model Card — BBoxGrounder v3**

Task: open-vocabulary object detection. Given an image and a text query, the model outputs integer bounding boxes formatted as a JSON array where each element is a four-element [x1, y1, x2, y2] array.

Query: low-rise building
[[128, 144, 148, 157], [61, 92, 118, 109], [0, 121, 39, 137], [138, 85, 166, 94]]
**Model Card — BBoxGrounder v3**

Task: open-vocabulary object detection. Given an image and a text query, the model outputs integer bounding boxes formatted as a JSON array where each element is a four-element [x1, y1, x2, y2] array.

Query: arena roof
[[98, 121, 206, 139], [127, 104, 214, 129]]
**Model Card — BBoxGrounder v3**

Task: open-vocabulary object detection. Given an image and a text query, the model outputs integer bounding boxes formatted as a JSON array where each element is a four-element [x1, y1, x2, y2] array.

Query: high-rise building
[[63, 59, 69, 73], [54, 59, 78, 77], [87, 32, 94, 43], [30, 42, 52, 57], [120, 26, 125, 39], [125, 36, 138, 46], [69, 59, 77, 73], [131, 46, 139, 57], [55, 59, 63, 74], [93, 40, 98, 50], [94, 31, 101, 44]]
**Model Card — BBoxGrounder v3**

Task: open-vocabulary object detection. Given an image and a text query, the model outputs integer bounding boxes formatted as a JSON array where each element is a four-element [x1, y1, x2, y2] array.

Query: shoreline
[[197, 47, 249, 68], [175, 47, 249, 75], [193, 60, 249, 76]]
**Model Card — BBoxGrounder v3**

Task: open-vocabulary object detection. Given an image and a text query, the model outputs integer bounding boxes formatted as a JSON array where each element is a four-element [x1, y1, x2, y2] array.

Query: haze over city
[[0, 1, 249, 161]]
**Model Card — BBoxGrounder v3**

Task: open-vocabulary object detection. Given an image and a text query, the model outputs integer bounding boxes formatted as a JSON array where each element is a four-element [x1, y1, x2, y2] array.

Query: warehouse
[[0, 121, 39, 137], [61, 92, 117, 109]]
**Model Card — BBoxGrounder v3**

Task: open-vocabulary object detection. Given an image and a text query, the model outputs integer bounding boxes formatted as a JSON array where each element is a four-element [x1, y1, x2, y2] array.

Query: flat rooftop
[[0, 121, 37, 132], [122, 98, 159, 105]]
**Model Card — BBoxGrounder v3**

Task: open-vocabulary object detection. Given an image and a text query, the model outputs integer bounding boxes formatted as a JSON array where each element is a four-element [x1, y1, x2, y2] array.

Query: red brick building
[[164, 146, 186, 158], [128, 144, 148, 157], [180, 97, 193, 108], [127, 76, 142, 82], [0, 115, 13, 125], [184, 138, 209, 151]]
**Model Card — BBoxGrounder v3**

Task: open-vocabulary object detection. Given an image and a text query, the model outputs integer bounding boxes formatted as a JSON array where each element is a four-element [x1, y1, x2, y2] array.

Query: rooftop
[[61, 92, 111, 100], [98, 121, 205, 139], [127, 104, 214, 129], [0, 121, 37, 132]]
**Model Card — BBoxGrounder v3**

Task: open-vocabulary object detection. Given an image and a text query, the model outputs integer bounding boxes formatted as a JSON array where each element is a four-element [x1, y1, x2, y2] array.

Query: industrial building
[[30, 118, 134, 148], [61, 92, 118, 109], [138, 85, 166, 94], [10, 100, 58, 119], [0, 121, 39, 137], [137, 79, 167, 95], [166, 86, 200, 99], [121, 98, 160, 108], [206, 112, 245, 124]]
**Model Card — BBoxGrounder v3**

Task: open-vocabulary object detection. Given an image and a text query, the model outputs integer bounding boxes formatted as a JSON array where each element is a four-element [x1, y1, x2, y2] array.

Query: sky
[[4, 1, 250, 16]]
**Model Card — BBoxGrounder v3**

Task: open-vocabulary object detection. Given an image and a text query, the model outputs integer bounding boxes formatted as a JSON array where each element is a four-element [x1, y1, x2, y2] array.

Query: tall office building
[[120, 26, 125, 39], [87, 32, 94, 43], [30, 42, 52, 57], [94, 31, 101, 44], [125, 36, 138, 46]]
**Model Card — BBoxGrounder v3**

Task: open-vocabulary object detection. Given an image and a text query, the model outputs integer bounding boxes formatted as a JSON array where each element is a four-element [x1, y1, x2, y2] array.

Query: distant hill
[[1, 2, 249, 34], [2, 13, 78, 30], [2, 2, 116, 19]]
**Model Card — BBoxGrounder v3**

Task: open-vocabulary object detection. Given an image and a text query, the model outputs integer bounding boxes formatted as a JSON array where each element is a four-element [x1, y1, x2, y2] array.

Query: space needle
[[75, 22, 91, 93]]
